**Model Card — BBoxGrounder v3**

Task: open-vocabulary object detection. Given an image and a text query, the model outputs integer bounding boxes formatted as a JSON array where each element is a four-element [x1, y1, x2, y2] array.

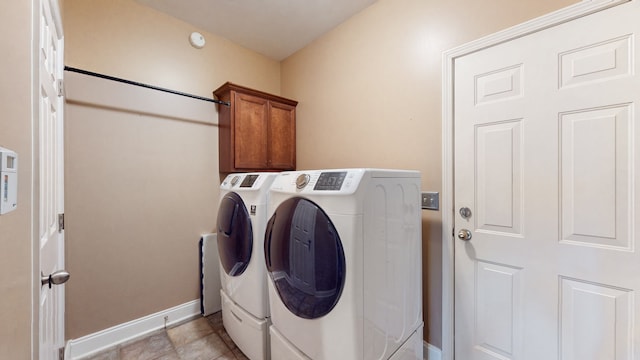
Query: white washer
[[264, 169, 423, 360], [217, 172, 278, 360]]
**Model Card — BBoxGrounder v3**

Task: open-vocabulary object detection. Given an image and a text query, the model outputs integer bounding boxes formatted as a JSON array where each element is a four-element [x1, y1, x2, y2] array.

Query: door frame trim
[[31, 1, 39, 357], [440, 0, 629, 358]]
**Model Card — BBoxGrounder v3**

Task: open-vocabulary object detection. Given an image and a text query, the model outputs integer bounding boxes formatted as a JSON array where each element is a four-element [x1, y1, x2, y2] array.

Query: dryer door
[[264, 197, 346, 319], [217, 192, 253, 276]]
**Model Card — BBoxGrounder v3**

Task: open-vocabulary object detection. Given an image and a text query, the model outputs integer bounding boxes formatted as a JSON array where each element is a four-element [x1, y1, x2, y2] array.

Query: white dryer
[[217, 172, 278, 360], [264, 169, 424, 360]]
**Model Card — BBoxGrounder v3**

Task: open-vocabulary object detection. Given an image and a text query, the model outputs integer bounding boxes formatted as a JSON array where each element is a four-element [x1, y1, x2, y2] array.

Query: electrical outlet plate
[[421, 192, 439, 210]]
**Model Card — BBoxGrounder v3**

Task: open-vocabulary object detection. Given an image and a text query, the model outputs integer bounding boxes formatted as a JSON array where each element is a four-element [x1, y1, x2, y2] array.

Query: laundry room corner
[[61, 0, 282, 343]]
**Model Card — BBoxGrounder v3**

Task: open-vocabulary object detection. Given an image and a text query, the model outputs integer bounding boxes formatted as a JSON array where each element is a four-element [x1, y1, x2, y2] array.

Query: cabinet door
[[268, 101, 296, 170], [234, 92, 269, 169]]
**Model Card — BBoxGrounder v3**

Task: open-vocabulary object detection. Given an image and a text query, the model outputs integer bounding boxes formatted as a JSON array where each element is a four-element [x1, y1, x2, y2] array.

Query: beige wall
[[0, 1, 34, 358], [281, 0, 578, 347], [63, 0, 281, 99], [62, 0, 281, 339], [64, 72, 219, 338]]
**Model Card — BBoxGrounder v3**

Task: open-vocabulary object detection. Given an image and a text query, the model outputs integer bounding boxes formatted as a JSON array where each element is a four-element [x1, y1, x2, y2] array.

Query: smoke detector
[[189, 32, 206, 49]]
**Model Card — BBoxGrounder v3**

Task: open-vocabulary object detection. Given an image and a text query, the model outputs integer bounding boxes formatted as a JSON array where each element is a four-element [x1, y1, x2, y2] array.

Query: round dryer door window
[[217, 192, 253, 276], [264, 197, 346, 319]]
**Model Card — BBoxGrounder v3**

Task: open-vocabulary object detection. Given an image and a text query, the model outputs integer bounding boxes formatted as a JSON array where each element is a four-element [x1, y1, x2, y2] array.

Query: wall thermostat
[[0, 147, 18, 215], [189, 32, 206, 49]]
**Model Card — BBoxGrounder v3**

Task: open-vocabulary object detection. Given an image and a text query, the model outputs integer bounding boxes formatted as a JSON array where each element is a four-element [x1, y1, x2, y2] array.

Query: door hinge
[[57, 79, 64, 97], [59, 346, 65, 360], [58, 213, 64, 232]]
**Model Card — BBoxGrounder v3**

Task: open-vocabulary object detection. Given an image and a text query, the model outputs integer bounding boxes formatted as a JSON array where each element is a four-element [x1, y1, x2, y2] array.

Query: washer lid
[[264, 197, 346, 319], [217, 192, 253, 277]]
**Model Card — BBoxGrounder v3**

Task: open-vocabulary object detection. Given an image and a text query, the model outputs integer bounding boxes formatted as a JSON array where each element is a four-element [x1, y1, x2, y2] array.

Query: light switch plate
[[421, 192, 439, 210]]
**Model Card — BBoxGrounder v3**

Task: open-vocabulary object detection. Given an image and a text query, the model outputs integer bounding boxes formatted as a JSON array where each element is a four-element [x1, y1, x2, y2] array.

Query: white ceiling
[[134, 0, 378, 60]]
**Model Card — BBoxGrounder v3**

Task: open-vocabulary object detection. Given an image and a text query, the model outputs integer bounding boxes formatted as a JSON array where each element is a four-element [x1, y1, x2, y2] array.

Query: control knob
[[296, 174, 310, 189]]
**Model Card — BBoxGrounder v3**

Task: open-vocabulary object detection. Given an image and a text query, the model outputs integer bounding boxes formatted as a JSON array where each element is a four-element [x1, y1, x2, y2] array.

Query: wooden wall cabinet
[[214, 82, 298, 173]]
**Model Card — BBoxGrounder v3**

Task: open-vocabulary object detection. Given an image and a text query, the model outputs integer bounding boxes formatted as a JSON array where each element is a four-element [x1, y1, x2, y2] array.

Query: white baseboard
[[424, 341, 442, 360], [66, 299, 201, 359]]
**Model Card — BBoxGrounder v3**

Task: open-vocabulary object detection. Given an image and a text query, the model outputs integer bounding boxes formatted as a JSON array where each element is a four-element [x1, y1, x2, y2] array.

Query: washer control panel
[[221, 173, 273, 190], [240, 174, 260, 188]]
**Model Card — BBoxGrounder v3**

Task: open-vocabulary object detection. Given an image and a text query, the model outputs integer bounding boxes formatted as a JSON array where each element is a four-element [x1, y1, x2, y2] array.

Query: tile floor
[[79, 312, 248, 360]]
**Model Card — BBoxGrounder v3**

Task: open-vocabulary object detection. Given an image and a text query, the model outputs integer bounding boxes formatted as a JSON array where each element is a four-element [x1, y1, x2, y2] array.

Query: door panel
[[475, 120, 522, 235], [268, 101, 296, 170], [560, 105, 631, 250], [39, 0, 64, 358], [559, 277, 633, 359], [234, 93, 268, 169], [454, 2, 640, 359]]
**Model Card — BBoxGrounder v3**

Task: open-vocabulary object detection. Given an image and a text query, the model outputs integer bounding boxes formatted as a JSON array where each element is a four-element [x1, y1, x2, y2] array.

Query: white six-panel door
[[39, 0, 65, 358], [454, 1, 639, 359]]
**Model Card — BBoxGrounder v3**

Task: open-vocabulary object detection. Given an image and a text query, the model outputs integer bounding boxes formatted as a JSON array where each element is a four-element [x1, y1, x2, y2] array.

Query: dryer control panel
[[313, 171, 346, 191], [272, 169, 365, 194]]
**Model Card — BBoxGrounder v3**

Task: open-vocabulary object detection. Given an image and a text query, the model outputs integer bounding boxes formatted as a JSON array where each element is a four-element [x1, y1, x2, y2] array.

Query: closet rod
[[64, 66, 230, 106]]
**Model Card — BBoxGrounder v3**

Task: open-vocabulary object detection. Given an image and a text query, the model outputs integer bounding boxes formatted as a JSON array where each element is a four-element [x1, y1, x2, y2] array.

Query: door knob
[[459, 207, 472, 219], [457, 229, 472, 241], [41, 270, 70, 288]]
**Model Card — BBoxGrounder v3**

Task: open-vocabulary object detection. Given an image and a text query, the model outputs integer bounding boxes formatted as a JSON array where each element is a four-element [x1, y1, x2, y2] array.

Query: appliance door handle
[[264, 216, 274, 269]]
